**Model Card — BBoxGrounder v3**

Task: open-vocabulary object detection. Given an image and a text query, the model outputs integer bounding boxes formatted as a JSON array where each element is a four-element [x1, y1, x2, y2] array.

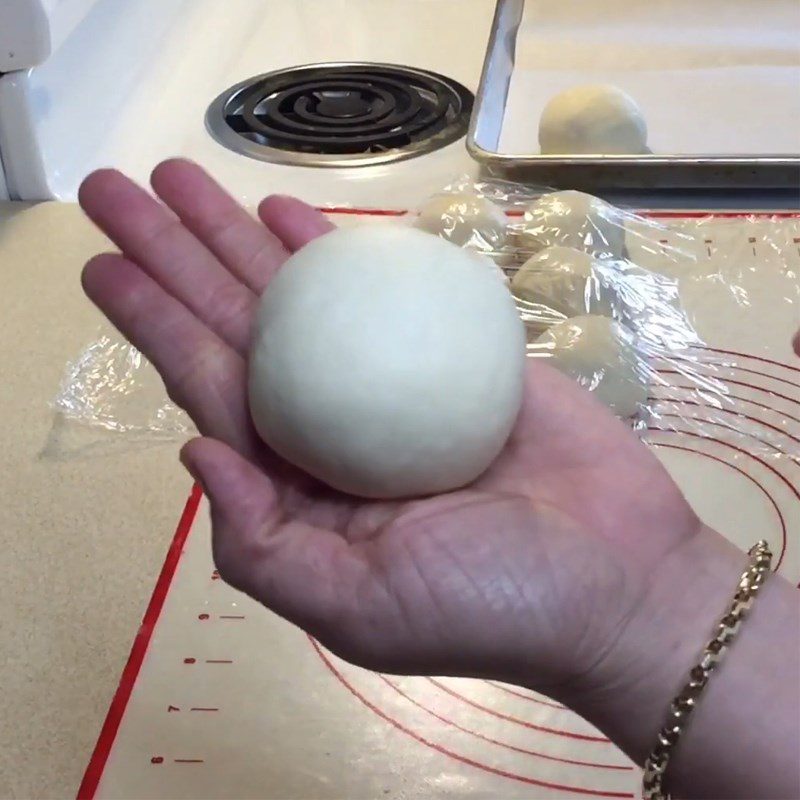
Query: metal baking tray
[[467, 0, 800, 190]]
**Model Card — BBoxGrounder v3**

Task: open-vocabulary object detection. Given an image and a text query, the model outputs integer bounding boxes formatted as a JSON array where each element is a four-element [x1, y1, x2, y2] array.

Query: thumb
[[180, 437, 370, 640]]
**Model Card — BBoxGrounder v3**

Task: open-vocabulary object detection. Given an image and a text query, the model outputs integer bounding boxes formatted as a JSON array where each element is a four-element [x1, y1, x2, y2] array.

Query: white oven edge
[[0, 0, 101, 71], [0, 71, 51, 200]]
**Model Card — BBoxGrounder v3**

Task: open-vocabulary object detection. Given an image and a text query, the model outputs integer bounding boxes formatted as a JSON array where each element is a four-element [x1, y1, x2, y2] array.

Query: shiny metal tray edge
[[466, 0, 800, 190]]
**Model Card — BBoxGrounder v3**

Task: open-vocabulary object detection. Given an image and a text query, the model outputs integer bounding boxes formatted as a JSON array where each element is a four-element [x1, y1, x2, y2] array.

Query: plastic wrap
[[52, 329, 192, 440], [410, 179, 800, 457], [53, 188, 799, 463]]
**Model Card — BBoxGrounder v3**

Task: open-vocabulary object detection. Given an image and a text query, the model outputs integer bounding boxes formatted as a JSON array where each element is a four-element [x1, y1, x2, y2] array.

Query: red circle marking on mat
[[425, 678, 609, 743], [310, 640, 633, 798], [651, 387, 800, 429], [647, 427, 794, 569], [379, 676, 631, 772], [652, 411, 800, 477], [692, 347, 800, 376], [672, 363, 800, 392], [650, 441, 787, 556], [650, 398, 800, 450], [657, 371, 800, 409], [484, 680, 566, 710]]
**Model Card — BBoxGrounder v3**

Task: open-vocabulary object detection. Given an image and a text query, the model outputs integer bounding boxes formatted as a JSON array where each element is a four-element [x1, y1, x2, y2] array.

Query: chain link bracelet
[[642, 540, 773, 800]]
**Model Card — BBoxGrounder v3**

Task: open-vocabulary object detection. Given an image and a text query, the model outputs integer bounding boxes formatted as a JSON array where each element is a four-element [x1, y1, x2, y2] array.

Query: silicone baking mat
[[78, 212, 800, 800]]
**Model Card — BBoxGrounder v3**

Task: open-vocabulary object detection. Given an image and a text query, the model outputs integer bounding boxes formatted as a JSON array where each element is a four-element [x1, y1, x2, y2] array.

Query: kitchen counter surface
[[0, 201, 191, 799]]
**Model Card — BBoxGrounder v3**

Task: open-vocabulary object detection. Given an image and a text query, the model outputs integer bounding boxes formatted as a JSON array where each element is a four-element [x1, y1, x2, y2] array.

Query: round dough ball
[[534, 315, 647, 418], [516, 190, 626, 259], [511, 246, 616, 318], [539, 84, 648, 155], [414, 192, 509, 257], [249, 226, 526, 499]]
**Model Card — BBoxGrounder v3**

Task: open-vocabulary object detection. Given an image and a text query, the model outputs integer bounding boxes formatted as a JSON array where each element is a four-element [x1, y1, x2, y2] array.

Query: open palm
[[79, 160, 701, 697]]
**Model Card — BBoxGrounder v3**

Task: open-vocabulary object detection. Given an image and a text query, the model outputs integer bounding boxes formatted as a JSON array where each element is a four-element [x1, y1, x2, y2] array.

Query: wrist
[[564, 525, 746, 763], [561, 526, 800, 798]]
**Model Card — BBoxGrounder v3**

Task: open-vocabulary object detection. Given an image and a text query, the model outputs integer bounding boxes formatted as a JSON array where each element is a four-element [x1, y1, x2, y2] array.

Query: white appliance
[[0, 0, 99, 70], [0, 0, 495, 207]]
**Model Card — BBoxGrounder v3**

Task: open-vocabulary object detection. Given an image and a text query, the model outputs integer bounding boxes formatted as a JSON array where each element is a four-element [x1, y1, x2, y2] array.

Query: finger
[[794, 330, 800, 357], [151, 159, 289, 295], [182, 437, 371, 638], [82, 253, 258, 456], [258, 195, 335, 253], [79, 168, 256, 354]]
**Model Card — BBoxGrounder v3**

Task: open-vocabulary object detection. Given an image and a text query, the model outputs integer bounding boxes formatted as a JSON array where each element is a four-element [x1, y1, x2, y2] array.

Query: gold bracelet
[[642, 540, 773, 800]]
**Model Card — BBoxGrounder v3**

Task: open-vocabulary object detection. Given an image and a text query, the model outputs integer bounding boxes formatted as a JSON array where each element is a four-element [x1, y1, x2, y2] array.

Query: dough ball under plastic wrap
[[534, 314, 647, 418], [515, 190, 627, 259], [413, 192, 510, 259], [512, 245, 617, 318]]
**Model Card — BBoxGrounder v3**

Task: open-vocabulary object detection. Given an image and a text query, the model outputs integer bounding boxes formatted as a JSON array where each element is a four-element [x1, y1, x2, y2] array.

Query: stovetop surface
[[4, 0, 796, 209], [10, 0, 494, 206]]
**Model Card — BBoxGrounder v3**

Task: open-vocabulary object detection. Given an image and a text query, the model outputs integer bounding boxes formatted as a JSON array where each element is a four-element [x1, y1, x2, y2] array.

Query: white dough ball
[[511, 246, 616, 318], [249, 226, 526, 499], [414, 192, 510, 258], [539, 84, 648, 155], [534, 315, 647, 418], [516, 190, 626, 259]]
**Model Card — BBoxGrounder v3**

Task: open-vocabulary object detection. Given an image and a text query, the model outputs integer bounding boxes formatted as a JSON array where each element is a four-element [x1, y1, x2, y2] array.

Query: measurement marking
[[205, 659, 233, 664], [151, 757, 164, 764], [198, 613, 210, 621], [190, 707, 219, 712], [167, 705, 180, 713], [211, 570, 220, 581], [174, 759, 205, 764], [183, 658, 196, 665], [219, 615, 246, 620]]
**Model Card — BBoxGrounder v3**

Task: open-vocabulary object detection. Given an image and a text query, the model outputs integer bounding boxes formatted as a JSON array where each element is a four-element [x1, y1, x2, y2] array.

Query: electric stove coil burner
[[206, 63, 474, 167]]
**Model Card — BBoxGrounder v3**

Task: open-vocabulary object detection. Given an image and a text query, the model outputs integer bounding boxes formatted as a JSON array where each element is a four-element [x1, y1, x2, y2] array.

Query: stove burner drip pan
[[206, 62, 474, 167]]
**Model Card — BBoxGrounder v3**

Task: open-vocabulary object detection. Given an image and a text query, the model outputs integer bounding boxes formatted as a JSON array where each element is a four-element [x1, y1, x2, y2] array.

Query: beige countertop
[[0, 202, 192, 799]]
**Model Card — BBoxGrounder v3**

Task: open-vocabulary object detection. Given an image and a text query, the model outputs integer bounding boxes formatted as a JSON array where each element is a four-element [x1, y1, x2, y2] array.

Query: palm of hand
[[79, 160, 698, 694]]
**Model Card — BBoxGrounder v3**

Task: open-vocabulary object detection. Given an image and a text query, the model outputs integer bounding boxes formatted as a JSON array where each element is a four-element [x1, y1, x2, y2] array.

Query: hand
[[79, 159, 701, 692]]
